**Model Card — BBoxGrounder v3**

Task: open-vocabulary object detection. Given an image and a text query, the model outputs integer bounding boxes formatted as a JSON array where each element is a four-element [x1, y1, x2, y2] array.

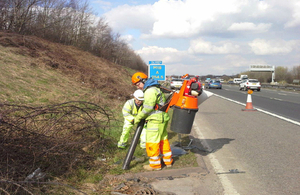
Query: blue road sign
[[149, 64, 165, 81]]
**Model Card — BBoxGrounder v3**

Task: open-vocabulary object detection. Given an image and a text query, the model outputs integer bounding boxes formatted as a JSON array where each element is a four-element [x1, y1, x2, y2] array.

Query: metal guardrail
[[223, 83, 300, 91], [261, 83, 300, 91], [165, 80, 300, 91]]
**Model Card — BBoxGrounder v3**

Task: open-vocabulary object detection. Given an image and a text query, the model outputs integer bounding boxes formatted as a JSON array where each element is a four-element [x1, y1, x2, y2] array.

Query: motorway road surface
[[193, 93, 300, 195], [206, 84, 300, 123]]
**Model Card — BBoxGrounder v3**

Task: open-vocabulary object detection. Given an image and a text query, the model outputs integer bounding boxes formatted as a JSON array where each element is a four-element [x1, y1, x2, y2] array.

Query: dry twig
[[0, 101, 117, 194]]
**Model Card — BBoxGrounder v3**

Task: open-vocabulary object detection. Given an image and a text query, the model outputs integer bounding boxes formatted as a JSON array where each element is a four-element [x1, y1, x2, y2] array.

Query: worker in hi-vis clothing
[[118, 89, 146, 149], [131, 72, 173, 171]]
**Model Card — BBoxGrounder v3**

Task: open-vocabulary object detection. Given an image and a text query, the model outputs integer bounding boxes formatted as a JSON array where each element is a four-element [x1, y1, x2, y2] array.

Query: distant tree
[[67, 0, 78, 9], [221, 75, 231, 81], [206, 74, 213, 79], [0, 0, 39, 33], [0, 0, 147, 71], [286, 72, 293, 84], [240, 71, 272, 83], [291, 65, 300, 80], [275, 66, 289, 83], [0, 1, 8, 30]]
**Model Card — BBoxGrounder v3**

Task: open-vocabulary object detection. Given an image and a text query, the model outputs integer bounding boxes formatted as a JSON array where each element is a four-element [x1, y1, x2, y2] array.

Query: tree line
[[203, 65, 300, 84], [0, 0, 147, 72], [239, 66, 300, 84]]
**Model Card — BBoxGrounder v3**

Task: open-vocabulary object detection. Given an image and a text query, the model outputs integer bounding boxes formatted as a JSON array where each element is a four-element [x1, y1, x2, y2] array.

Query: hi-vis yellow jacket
[[123, 99, 143, 123], [134, 84, 170, 124]]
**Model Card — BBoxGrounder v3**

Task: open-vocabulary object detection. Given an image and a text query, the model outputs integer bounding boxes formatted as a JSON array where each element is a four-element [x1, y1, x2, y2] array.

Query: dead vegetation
[[0, 0, 148, 72], [0, 32, 140, 194], [0, 101, 118, 194], [0, 31, 137, 105]]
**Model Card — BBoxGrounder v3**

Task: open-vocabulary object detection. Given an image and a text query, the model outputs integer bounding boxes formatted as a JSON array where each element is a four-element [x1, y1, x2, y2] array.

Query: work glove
[[134, 118, 140, 125], [130, 119, 134, 124]]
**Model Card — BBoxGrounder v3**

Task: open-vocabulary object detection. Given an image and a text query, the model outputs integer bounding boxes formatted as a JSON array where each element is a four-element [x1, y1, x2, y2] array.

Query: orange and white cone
[[242, 90, 257, 111]]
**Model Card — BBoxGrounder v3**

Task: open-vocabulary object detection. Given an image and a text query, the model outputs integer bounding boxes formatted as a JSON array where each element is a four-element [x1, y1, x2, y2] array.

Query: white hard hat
[[133, 89, 144, 100]]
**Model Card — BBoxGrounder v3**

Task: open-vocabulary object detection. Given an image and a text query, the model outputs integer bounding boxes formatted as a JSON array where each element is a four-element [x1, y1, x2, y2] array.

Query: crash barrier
[[224, 83, 300, 91], [261, 83, 300, 91]]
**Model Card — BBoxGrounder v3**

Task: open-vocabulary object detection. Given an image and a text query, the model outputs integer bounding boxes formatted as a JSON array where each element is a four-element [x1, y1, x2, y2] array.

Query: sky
[[90, 0, 300, 76]]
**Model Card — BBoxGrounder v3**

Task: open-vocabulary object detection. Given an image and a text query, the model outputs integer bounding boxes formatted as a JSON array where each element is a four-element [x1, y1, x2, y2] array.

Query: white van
[[233, 78, 242, 83]]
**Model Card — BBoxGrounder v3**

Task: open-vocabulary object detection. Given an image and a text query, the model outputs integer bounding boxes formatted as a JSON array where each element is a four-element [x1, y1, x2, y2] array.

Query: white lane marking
[[287, 91, 300, 95], [255, 108, 300, 126], [270, 98, 283, 101], [213, 94, 300, 126], [278, 93, 287, 96], [193, 123, 240, 195]]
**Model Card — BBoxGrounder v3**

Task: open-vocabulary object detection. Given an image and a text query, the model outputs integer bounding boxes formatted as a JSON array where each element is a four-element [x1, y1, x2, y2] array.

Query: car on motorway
[[207, 80, 222, 89], [205, 78, 211, 83], [227, 80, 234, 84], [170, 78, 183, 89], [233, 78, 242, 83], [239, 79, 261, 91]]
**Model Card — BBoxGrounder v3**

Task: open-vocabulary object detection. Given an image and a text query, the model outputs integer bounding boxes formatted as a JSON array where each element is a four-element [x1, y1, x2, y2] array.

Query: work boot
[[165, 162, 173, 168], [117, 142, 126, 149], [143, 165, 161, 171]]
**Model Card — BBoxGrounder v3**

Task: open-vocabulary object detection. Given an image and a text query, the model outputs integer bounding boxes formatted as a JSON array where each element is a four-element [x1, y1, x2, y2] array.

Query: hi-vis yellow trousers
[[145, 120, 173, 169]]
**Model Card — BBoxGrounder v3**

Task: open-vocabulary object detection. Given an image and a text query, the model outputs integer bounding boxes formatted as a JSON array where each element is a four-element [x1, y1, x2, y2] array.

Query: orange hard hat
[[132, 72, 147, 85]]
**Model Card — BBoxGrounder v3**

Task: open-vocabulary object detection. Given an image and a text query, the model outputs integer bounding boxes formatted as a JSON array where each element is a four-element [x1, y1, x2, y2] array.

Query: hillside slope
[[0, 31, 136, 108], [0, 32, 199, 195], [0, 32, 141, 193]]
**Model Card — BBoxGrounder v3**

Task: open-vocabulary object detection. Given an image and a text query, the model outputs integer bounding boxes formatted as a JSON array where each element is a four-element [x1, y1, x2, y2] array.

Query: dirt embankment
[[0, 31, 136, 104], [0, 31, 141, 194]]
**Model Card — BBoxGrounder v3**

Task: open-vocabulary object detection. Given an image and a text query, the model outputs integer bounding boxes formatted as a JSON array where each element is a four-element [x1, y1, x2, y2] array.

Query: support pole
[[122, 119, 145, 170]]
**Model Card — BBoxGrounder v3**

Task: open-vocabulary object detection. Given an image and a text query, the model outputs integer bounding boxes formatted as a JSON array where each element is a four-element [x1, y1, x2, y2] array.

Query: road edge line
[[193, 122, 240, 195], [213, 93, 300, 126]]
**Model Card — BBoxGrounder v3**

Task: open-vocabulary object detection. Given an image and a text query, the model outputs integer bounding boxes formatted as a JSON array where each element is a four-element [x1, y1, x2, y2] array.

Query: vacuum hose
[[122, 119, 146, 170]]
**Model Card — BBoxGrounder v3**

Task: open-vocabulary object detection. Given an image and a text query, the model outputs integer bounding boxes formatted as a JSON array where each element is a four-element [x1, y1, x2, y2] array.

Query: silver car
[[239, 79, 261, 91], [170, 78, 183, 89]]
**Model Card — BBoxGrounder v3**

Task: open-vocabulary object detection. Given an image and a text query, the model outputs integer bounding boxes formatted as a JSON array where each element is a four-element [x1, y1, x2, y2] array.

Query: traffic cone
[[242, 90, 257, 111]]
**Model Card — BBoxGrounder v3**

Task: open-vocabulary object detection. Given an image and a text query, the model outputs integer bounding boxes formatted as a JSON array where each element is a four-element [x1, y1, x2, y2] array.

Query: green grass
[[0, 35, 199, 194], [99, 107, 199, 177]]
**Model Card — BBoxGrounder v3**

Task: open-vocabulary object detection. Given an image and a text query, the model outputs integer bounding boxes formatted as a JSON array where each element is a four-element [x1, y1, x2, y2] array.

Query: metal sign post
[[249, 65, 275, 83]]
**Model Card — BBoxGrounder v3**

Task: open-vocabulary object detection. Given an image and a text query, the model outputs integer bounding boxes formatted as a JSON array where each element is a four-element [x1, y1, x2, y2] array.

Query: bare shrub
[[0, 0, 148, 72], [0, 101, 117, 194]]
